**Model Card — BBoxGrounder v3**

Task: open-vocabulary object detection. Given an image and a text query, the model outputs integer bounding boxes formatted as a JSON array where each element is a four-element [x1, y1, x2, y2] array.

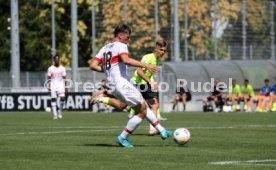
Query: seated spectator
[[239, 79, 255, 111], [96, 79, 112, 112], [91, 79, 130, 113], [171, 81, 192, 112], [202, 79, 224, 112], [224, 79, 241, 111], [267, 77, 276, 111], [247, 79, 273, 112]]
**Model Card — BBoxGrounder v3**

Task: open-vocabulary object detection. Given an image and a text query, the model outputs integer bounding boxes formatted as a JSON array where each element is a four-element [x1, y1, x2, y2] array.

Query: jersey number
[[103, 51, 112, 70]]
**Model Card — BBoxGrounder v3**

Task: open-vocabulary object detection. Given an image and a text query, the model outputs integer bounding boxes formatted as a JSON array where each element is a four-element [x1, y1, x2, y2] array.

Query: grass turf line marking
[[0, 124, 276, 136], [208, 159, 276, 167], [189, 124, 276, 129], [0, 129, 120, 136], [7, 124, 276, 130]]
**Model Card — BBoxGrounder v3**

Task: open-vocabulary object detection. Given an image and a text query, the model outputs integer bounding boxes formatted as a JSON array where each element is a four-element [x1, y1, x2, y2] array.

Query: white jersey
[[93, 40, 144, 107], [94, 40, 129, 82], [47, 65, 66, 89]]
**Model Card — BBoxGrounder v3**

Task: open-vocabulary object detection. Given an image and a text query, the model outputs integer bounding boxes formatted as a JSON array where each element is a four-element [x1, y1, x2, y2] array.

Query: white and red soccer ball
[[173, 128, 191, 145]]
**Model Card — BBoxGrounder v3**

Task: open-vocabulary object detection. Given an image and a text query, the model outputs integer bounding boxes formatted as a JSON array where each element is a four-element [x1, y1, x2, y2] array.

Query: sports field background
[[0, 111, 276, 170]]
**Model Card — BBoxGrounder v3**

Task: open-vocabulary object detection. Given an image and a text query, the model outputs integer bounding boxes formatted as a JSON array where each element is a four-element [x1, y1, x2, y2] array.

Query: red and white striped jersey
[[94, 40, 129, 81]]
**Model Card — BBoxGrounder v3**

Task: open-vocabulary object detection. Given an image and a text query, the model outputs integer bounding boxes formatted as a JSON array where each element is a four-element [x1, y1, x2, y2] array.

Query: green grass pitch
[[0, 111, 276, 170]]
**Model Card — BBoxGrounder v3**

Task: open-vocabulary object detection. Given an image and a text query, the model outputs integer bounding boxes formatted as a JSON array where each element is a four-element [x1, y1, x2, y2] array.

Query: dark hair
[[53, 54, 59, 60], [114, 24, 131, 37], [264, 78, 269, 82], [244, 79, 249, 83], [156, 37, 167, 48]]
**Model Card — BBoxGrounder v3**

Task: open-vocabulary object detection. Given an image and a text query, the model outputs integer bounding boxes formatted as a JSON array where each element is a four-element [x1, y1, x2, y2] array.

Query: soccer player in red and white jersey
[[47, 55, 67, 119], [89, 24, 172, 148]]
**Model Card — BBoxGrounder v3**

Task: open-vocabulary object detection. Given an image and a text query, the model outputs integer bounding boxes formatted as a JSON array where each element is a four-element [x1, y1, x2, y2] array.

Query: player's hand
[[145, 64, 159, 73]]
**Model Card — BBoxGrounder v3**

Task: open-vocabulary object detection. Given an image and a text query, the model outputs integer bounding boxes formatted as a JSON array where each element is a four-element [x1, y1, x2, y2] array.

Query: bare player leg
[[172, 94, 179, 111], [58, 96, 65, 118], [147, 98, 159, 135], [51, 98, 58, 119], [181, 93, 187, 111], [90, 94, 171, 146]]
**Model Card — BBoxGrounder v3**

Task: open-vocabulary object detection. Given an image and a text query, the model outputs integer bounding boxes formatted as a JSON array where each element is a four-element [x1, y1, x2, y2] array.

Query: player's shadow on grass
[[84, 143, 145, 147], [131, 133, 151, 136], [84, 144, 118, 147]]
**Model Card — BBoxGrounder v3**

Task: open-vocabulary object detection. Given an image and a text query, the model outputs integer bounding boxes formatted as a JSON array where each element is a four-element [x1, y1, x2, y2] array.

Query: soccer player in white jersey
[[47, 55, 67, 119], [89, 24, 172, 148]]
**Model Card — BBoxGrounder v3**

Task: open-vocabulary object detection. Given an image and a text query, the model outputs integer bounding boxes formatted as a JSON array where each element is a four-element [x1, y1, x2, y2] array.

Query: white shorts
[[50, 86, 65, 98], [108, 77, 144, 107]]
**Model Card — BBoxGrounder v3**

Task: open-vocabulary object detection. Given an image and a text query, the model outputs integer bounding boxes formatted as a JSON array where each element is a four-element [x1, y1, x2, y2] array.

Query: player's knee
[[133, 103, 147, 118], [51, 101, 57, 107]]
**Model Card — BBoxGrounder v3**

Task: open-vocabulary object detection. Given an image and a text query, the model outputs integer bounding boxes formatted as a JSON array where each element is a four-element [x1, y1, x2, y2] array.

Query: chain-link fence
[[1, 0, 275, 91]]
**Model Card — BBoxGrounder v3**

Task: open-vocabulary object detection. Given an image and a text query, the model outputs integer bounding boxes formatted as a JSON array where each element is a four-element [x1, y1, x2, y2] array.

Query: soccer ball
[[45, 107, 51, 112], [173, 128, 191, 145]]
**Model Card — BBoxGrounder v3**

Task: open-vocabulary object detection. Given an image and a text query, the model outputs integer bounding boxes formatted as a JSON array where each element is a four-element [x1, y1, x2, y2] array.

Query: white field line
[[190, 124, 276, 129], [5, 124, 276, 130], [208, 159, 276, 167], [0, 129, 120, 136], [239, 163, 276, 167], [9, 126, 124, 130], [0, 124, 276, 136]]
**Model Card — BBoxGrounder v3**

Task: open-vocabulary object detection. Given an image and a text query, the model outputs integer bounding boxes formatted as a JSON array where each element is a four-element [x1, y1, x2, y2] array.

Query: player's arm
[[47, 68, 51, 92], [238, 87, 242, 97], [90, 58, 103, 72], [120, 53, 159, 73], [47, 75, 51, 92], [63, 76, 67, 92], [258, 88, 264, 95], [137, 68, 157, 91], [62, 68, 67, 92], [213, 87, 223, 98], [136, 55, 152, 83], [214, 92, 222, 98], [137, 68, 151, 83]]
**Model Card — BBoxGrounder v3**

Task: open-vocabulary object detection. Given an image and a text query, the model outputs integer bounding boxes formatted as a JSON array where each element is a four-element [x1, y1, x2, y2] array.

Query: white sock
[[146, 108, 165, 132], [120, 116, 143, 139], [51, 101, 57, 117]]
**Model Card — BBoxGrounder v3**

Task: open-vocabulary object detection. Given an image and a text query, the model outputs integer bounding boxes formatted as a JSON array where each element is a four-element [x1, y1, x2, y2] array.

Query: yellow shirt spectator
[[229, 84, 241, 96], [241, 84, 255, 97]]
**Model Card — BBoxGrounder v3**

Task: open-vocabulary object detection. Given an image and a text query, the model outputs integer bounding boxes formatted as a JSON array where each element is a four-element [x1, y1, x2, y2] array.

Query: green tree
[[0, 1, 11, 71], [0, 0, 273, 73]]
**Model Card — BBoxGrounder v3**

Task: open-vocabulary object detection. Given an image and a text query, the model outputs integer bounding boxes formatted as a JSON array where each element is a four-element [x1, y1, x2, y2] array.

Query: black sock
[[172, 104, 176, 110]]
